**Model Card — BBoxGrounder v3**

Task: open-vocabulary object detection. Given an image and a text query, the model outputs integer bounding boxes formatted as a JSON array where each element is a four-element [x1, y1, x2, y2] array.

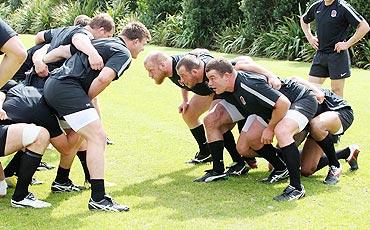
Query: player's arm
[[32, 44, 50, 77], [179, 88, 189, 113], [88, 67, 116, 99], [300, 3, 319, 50], [42, 45, 72, 63], [290, 76, 324, 103], [35, 31, 46, 44], [234, 57, 281, 89], [261, 94, 290, 145], [71, 33, 103, 70]]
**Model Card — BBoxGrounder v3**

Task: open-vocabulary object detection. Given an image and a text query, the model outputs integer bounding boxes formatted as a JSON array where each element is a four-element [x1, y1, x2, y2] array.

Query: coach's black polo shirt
[[170, 54, 214, 96], [302, 0, 364, 53], [50, 37, 131, 93], [0, 19, 17, 54]]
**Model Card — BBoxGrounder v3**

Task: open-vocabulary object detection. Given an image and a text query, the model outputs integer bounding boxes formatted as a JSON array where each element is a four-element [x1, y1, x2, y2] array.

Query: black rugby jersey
[[316, 88, 351, 115], [50, 37, 131, 93], [170, 53, 214, 96], [3, 84, 63, 138], [302, 0, 364, 53]]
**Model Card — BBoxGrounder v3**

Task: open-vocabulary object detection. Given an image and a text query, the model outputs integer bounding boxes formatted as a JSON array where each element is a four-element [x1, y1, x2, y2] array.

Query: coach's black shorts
[[44, 77, 95, 117], [0, 19, 17, 54], [309, 50, 351, 80], [0, 125, 9, 157], [337, 108, 354, 135]]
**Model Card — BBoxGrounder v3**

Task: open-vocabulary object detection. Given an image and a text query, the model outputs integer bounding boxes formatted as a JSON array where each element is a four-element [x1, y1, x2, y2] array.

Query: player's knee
[[301, 165, 315, 177], [23, 125, 50, 153], [203, 113, 219, 130]]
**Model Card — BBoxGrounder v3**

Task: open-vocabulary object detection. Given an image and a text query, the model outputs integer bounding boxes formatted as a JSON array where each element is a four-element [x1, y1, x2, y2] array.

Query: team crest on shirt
[[240, 96, 246, 105], [331, 10, 337, 17]]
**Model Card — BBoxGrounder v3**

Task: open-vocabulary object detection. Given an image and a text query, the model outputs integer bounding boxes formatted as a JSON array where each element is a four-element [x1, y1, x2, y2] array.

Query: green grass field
[[1, 36, 370, 229]]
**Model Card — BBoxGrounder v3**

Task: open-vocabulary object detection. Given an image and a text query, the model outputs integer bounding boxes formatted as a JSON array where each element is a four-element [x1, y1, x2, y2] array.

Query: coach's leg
[[330, 79, 345, 98]]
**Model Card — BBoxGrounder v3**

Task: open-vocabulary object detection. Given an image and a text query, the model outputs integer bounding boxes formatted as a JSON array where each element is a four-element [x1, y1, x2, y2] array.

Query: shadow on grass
[[107, 166, 343, 222]]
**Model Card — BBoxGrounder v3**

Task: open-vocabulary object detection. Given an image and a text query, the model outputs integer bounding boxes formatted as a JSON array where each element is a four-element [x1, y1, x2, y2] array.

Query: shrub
[[150, 14, 185, 47], [352, 39, 370, 69], [214, 21, 255, 54]]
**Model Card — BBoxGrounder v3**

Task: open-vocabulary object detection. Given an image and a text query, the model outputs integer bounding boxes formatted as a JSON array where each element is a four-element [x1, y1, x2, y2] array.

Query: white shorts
[[284, 109, 309, 132], [242, 114, 268, 132], [63, 108, 99, 132], [216, 99, 245, 122]]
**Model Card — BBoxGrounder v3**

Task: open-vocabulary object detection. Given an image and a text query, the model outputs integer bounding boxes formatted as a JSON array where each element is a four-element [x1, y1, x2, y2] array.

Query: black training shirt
[[302, 0, 364, 53], [50, 37, 131, 93]]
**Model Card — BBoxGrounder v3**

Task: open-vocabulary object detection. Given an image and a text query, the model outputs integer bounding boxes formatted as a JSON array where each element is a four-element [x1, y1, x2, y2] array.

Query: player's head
[[74, 15, 92, 27], [88, 13, 115, 39], [119, 21, 151, 59], [205, 57, 234, 94], [176, 54, 204, 88], [144, 51, 170, 84]]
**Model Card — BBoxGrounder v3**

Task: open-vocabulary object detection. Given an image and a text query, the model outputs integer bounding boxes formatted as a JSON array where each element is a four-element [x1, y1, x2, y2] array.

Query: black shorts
[[337, 108, 354, 135], [290, 92, 318, 121], [0, 19, 17, 54], [0, 125, 9, 157], [309, 50, 351, 80], [44, 78, 94, 117]]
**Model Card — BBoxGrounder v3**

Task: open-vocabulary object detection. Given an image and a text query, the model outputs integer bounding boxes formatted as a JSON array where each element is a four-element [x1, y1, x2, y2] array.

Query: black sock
[[190, 125, 207, 153], [315, 156, 329, 172], [91, 179, 105, 201], [12, 150, 42, 201], [256, 144, 286, 171], [4, 150, 23, 177], [55, 166, 70, 184], [336, 147, 350, 160], [317, 134, 340, 168], [77, 150, 90, 182], [223, 130, 243, 163], [281, 142, 301, 190], [208, 141, 224, 173]]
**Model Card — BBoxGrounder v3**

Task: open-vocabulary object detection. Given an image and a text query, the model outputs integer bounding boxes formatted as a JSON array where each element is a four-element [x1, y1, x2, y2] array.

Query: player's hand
[[34, 61, 49, 77], [315, 90, 325, 104], [178, 101, 189, 113], [261, 127, 274, 145], [0, 109, 8, 120], [308, 36, 319, 50], [268, 76, 281, 90], [334, 41, 349, 53], [88, 53, 104, 70]]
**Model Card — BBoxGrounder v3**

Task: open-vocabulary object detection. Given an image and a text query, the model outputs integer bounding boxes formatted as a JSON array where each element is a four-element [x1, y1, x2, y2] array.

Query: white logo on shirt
[[331, 10, 337, 17], [86, 103, 91, 107], [316, 10, 321, 13], [240, 96, 246, 105]]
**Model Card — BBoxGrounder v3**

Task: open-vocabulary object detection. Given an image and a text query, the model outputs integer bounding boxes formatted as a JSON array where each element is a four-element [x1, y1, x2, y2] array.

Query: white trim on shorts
[[242, 114, 268, 132], [216, 99, 245, 122], [284, 110, 309, 132], [63, 108, 99, 132]]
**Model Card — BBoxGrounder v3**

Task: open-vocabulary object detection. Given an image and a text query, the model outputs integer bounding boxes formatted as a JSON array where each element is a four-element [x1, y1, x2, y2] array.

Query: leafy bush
[[214, 21, 255, 54], [136, 0, 182, 29], [249, 16, 315, 61], [181, 0, 243, 48], [150, 14, 185, 47], [352, 39, 370, 69]]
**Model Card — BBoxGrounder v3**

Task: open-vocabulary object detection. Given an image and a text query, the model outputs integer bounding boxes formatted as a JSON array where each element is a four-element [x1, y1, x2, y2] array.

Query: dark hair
[[119, 21, 151, 41], [205, 57, 233, 75], [74, 15, 91, 27], [176, 54, 202, 72], [89, 13, 115, 33]]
